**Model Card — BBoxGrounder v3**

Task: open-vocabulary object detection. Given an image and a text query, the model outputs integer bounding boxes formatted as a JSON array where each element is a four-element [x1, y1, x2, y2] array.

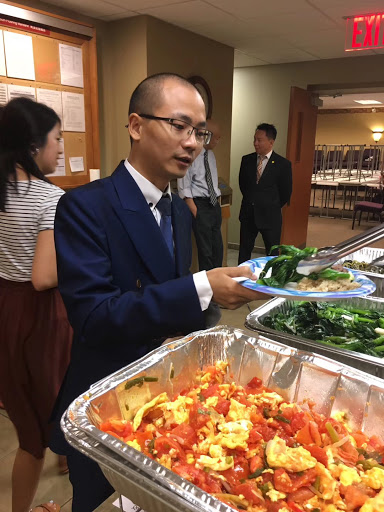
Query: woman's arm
[[31, 229, 58, 291]]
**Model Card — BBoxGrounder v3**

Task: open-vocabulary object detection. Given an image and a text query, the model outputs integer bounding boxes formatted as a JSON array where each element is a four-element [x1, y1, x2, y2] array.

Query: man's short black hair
[[256, 123, 277, 140], [129, 73, 200, 116]]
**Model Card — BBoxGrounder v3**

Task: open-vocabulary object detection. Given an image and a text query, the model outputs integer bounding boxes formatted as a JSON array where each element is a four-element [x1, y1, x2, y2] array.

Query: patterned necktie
[[257, 155, 265, 183], [156, 194, 174, 258], [204, 150, 217, 206]]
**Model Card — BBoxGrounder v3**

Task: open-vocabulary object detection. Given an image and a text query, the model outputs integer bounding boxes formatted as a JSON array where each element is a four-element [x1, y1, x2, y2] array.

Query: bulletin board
[[0, 1, 99, 190]]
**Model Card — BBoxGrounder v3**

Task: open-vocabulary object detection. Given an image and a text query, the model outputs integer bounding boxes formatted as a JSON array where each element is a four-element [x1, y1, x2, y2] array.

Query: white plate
[[239, 256, 376, 300]]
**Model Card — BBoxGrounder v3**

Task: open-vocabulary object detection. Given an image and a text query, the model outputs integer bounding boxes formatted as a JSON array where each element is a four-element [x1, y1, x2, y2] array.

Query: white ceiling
[[43, 0, 384, 66], [320, 92, 384, 110]]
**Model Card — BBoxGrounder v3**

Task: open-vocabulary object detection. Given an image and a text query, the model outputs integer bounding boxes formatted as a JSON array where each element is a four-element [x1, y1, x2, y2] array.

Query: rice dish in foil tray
[[62, 327, 384, 512]]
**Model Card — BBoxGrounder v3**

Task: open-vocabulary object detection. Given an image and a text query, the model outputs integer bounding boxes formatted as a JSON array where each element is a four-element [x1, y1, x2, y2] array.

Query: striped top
[[0, 180, 64, 281]]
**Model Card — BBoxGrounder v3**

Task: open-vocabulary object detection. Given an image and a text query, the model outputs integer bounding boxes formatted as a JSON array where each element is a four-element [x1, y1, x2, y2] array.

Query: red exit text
[[345, 14, 384, 51]]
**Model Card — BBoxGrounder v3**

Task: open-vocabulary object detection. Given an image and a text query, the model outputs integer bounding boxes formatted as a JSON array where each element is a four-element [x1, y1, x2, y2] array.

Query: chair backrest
[[327, 149, 343, 168], [362, 148, 381, 169], [372, 188, 384, 204], [343, 149, 359, 162], [313, 149, 323, 171]]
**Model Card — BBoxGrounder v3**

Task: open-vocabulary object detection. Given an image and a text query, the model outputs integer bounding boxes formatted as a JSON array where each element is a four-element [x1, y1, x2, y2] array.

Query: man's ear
[[128, 113, 142, 142]]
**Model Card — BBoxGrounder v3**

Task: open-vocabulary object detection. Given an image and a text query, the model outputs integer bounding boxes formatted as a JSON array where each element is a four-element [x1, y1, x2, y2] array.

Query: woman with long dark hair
[[0, 98, 72, 512]]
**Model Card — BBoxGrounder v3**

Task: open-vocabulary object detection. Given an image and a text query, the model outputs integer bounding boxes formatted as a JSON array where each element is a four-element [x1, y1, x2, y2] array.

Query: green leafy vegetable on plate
[[257, 245, 351, 288]]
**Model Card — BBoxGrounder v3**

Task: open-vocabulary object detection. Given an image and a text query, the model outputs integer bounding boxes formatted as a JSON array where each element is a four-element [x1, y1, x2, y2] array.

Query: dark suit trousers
[[238, 217, 282, 264], [67, 446, 114, 511], [193, 198, 223, 271]]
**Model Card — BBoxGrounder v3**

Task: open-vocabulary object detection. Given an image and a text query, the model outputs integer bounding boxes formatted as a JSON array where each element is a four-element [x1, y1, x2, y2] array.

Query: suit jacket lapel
[[110, 162, 175, 282], [247, 153, 258, 195], [249, 153, 258, 177]]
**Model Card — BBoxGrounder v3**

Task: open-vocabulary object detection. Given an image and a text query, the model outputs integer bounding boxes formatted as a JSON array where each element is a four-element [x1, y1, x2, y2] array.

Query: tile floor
[[2, 215, 384, 512]]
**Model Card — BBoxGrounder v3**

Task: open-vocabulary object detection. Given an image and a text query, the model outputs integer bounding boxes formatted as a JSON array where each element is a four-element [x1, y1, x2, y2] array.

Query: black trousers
[[238, 216, 282, 264], [67, 446, 114, 511], [193, 198, 223, 271]]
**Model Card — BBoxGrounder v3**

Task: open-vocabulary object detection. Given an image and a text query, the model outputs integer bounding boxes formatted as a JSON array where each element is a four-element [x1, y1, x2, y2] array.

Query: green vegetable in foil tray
[[343, 259, 384, 275], [257, 245, 351, 288], [262, 301, 384, 358]]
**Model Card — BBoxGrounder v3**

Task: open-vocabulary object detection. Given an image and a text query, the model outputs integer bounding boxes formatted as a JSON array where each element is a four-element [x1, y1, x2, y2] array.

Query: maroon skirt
[[0, 277, 72, 459]]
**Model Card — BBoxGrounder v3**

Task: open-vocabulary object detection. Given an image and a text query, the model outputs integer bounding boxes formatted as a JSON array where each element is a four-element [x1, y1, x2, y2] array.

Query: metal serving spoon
[[296, 224, 384, 275]]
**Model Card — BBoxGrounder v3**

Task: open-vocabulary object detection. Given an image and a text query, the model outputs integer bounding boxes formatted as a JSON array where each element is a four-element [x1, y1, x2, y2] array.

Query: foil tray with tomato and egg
[[100, 361, 384, 512]]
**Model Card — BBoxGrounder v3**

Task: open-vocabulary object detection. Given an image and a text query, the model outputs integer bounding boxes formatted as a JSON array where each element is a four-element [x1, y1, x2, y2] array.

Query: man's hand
[[184, 197, 197, 218], [206, 267, 266, 309]]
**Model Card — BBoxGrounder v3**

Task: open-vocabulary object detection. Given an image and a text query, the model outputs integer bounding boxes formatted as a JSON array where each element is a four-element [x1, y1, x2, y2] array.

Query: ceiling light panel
[[354, 99, 382, 104]]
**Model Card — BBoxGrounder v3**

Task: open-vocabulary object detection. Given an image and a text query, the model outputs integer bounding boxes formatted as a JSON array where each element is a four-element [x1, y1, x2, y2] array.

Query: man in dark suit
[[238, 123, 292, 264], [51, 73, 265, 511]]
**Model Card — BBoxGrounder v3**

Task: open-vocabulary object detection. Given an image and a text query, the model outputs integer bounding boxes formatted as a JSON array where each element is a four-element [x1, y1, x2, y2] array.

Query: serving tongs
[[296, 223, 384, 275]]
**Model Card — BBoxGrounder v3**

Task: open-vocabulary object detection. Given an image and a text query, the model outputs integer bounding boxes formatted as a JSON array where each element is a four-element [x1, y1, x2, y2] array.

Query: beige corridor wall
[[101, 15, 234, 182], [316, 112, 384, 146], [99, 16, 148, 173], [230, 55, 384, 248], [146, 17, 234, 189], [146, 17, 234, 264]]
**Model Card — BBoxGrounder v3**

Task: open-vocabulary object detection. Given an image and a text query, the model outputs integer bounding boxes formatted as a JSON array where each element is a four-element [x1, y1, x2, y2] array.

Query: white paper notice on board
[[59, 44, 83, 88], [7, 84, 36, 101], [0, 83, 7, 105], [69, 156, 84, 173], [36, 88, 63, 122], [62, 91, 85, 132], [4, 31, 35, 80], [0, 31, 6, 76], [47, 138, 65, 177]]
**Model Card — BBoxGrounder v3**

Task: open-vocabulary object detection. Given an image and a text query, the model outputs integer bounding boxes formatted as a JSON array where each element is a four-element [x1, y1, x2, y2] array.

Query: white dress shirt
[[124, 159, 212, 311], [177, 149, 221, 199]]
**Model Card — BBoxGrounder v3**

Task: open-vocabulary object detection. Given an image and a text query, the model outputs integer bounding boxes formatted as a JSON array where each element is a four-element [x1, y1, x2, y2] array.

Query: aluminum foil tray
[[62, 417, 203, 512], [246, 297, 384, 378], [62, 326, 384, 512], [337, 246, 384, 298]]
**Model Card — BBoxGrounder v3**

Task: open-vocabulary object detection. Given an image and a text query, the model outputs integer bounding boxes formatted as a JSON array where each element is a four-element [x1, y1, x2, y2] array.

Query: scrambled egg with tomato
[[100, 361, 384, 512], [266, 436, 317, 472]]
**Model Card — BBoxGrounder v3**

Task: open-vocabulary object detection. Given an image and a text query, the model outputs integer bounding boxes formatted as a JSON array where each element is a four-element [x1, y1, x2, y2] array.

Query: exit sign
[[345, 13, 384, 51]]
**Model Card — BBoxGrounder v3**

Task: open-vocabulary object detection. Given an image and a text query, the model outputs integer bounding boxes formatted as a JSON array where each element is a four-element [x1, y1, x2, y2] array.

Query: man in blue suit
[[51, 73, 264, 511]]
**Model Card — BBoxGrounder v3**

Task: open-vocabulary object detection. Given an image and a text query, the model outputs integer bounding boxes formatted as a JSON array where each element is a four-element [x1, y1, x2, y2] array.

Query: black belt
[[194, 197, 211, 201]]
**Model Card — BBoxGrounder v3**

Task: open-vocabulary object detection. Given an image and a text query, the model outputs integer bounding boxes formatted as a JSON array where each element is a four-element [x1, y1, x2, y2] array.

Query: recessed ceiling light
[[353, 100, 382, 105]]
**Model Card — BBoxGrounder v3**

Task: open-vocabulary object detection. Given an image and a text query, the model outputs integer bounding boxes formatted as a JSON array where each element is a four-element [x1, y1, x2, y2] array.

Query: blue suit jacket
[[51, 162, 205, 451]]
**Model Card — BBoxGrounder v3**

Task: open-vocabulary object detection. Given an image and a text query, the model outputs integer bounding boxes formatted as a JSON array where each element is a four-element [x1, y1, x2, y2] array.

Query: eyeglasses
[[138, 114, 212, 145]]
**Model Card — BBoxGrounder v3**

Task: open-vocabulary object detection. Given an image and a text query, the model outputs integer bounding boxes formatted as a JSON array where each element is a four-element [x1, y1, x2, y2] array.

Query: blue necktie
[[156, 194, 174, 258]]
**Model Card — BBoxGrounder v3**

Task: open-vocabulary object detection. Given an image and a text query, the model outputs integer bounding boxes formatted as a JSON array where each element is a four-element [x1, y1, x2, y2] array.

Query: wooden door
[[281, 86, 318, 248]]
